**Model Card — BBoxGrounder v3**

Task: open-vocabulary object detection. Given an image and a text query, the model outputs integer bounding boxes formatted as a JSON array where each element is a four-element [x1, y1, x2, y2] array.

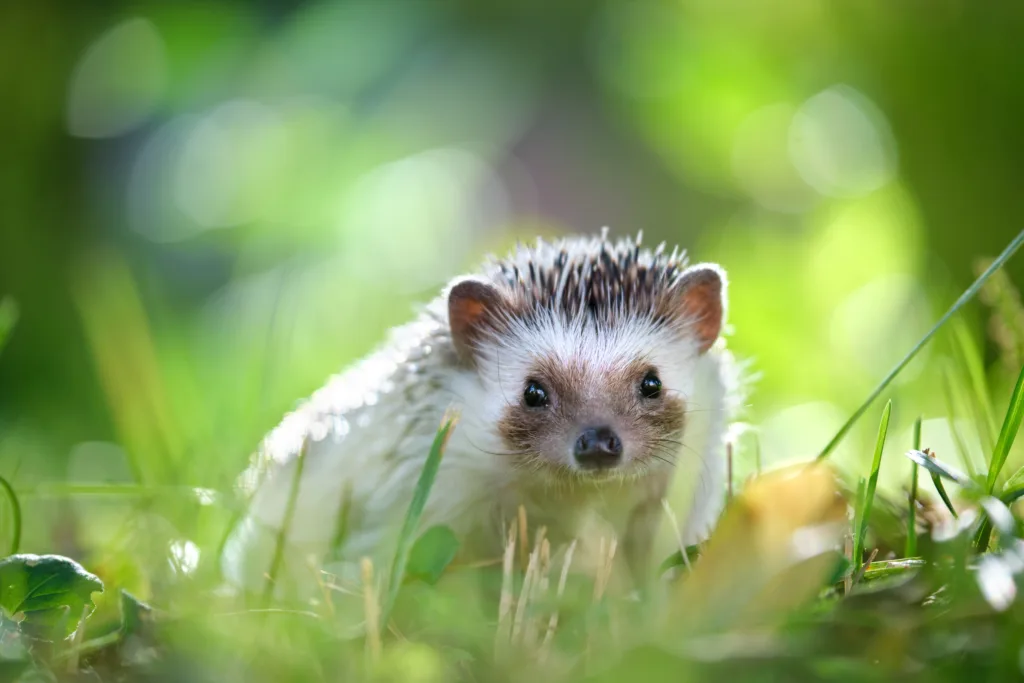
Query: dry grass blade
[[592, 537, 618, 602], [518, 505, 529, 572], [512, 527, 546, 645], [851, 548, 880, 586], [540, 539, 577, 662], [495, 522, 517, 655], [726, 442, 734, 503], [661, 498, 692, 573], [525, 537, 552, 650]]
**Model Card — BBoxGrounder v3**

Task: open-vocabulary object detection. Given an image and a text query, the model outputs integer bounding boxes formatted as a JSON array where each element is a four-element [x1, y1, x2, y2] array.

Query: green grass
[[852, 400, 890, 567], [985, 362, 1024, 494], [0, 473, 20, 554], [905, 417, 921, 557], [5, 233, 1024, 683], [381, 414, 456, 630], [816, 228, 1024, 461], [0, 297, 17, 357], [262, 438, 310, 603]]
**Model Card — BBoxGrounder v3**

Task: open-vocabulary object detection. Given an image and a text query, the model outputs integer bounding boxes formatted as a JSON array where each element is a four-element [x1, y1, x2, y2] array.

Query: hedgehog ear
[[447, 277, 505, 364], [673, 264, 726, 354]]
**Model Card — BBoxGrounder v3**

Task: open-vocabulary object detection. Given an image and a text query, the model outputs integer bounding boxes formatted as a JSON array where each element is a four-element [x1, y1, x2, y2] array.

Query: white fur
[[222, 272, 738, 594]]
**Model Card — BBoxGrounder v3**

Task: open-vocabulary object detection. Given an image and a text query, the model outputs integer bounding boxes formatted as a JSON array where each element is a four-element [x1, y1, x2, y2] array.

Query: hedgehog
[[222, 231, 742, 595]]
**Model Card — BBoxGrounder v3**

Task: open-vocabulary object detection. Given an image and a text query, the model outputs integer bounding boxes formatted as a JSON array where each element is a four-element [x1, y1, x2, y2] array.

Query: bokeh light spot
[[731, 103, 817, 213], [174, 100, 289, 229], [789, 85, 897, 198], [67, 17, 166, 139]]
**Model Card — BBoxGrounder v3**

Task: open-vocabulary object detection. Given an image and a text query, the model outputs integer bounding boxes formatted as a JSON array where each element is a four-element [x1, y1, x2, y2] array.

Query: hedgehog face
[[446, 234, 727, 482], [492, 332, 690, 478]]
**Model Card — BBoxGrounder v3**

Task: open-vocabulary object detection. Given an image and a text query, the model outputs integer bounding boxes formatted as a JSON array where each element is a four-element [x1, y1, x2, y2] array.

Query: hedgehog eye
[[523, 380, 549, 408], [640, 372, 662, 399]]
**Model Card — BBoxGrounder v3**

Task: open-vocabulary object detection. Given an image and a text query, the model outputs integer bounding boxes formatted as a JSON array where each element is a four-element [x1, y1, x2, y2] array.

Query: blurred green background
[[1, 0, 1023, 593]]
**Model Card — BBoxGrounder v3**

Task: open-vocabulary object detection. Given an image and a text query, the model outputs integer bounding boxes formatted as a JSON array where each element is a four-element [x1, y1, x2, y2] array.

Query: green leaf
[[985, 363, 1024, 494], [816, 228, 1024, 460], [0, 554, 104, 639], [382, 416, 456, 628], [406, 525, 460, 585]]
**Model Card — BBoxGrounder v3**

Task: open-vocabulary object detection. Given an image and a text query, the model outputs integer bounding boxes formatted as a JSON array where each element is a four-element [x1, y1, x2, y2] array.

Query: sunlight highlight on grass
[[817, 229, 1024, 461]]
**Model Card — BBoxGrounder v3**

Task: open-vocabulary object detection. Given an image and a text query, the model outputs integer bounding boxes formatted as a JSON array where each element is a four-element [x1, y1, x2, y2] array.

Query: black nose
[[574, 426, 623, 469]]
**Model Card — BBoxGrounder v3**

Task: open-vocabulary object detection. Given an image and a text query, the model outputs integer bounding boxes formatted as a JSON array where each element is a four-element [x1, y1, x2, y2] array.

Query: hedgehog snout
[[573, 425, 623, 470]]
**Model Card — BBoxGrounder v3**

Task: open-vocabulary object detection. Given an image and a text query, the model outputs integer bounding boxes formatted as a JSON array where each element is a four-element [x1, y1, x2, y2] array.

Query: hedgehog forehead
[[492, 311, 681, 380], [486, 234, 689, 326]]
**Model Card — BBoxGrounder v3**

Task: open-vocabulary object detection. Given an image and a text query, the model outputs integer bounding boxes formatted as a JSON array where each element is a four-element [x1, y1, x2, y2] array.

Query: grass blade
[[975, 492, 1020, 553], [851, 477, 867, 568], [262, 439, 310, 603], [0, 474, 22, 555], [0, 297, 17, 357], [984, 363, 1024, 494], [381, 414, 457, 629], [951, 317, 998, 456], [906, 417, 922, 557], [854, 402, 891, 564], [942, 360, 981, 478], [1002, 464, 1024, 496], [905, 449, 965, 519], [817, 229, 1024, 461], [1002, 483, 1024, 506], [978, 497, 1017, 539], [905, 449, 974, 488], [931, 475, 959, 520]]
